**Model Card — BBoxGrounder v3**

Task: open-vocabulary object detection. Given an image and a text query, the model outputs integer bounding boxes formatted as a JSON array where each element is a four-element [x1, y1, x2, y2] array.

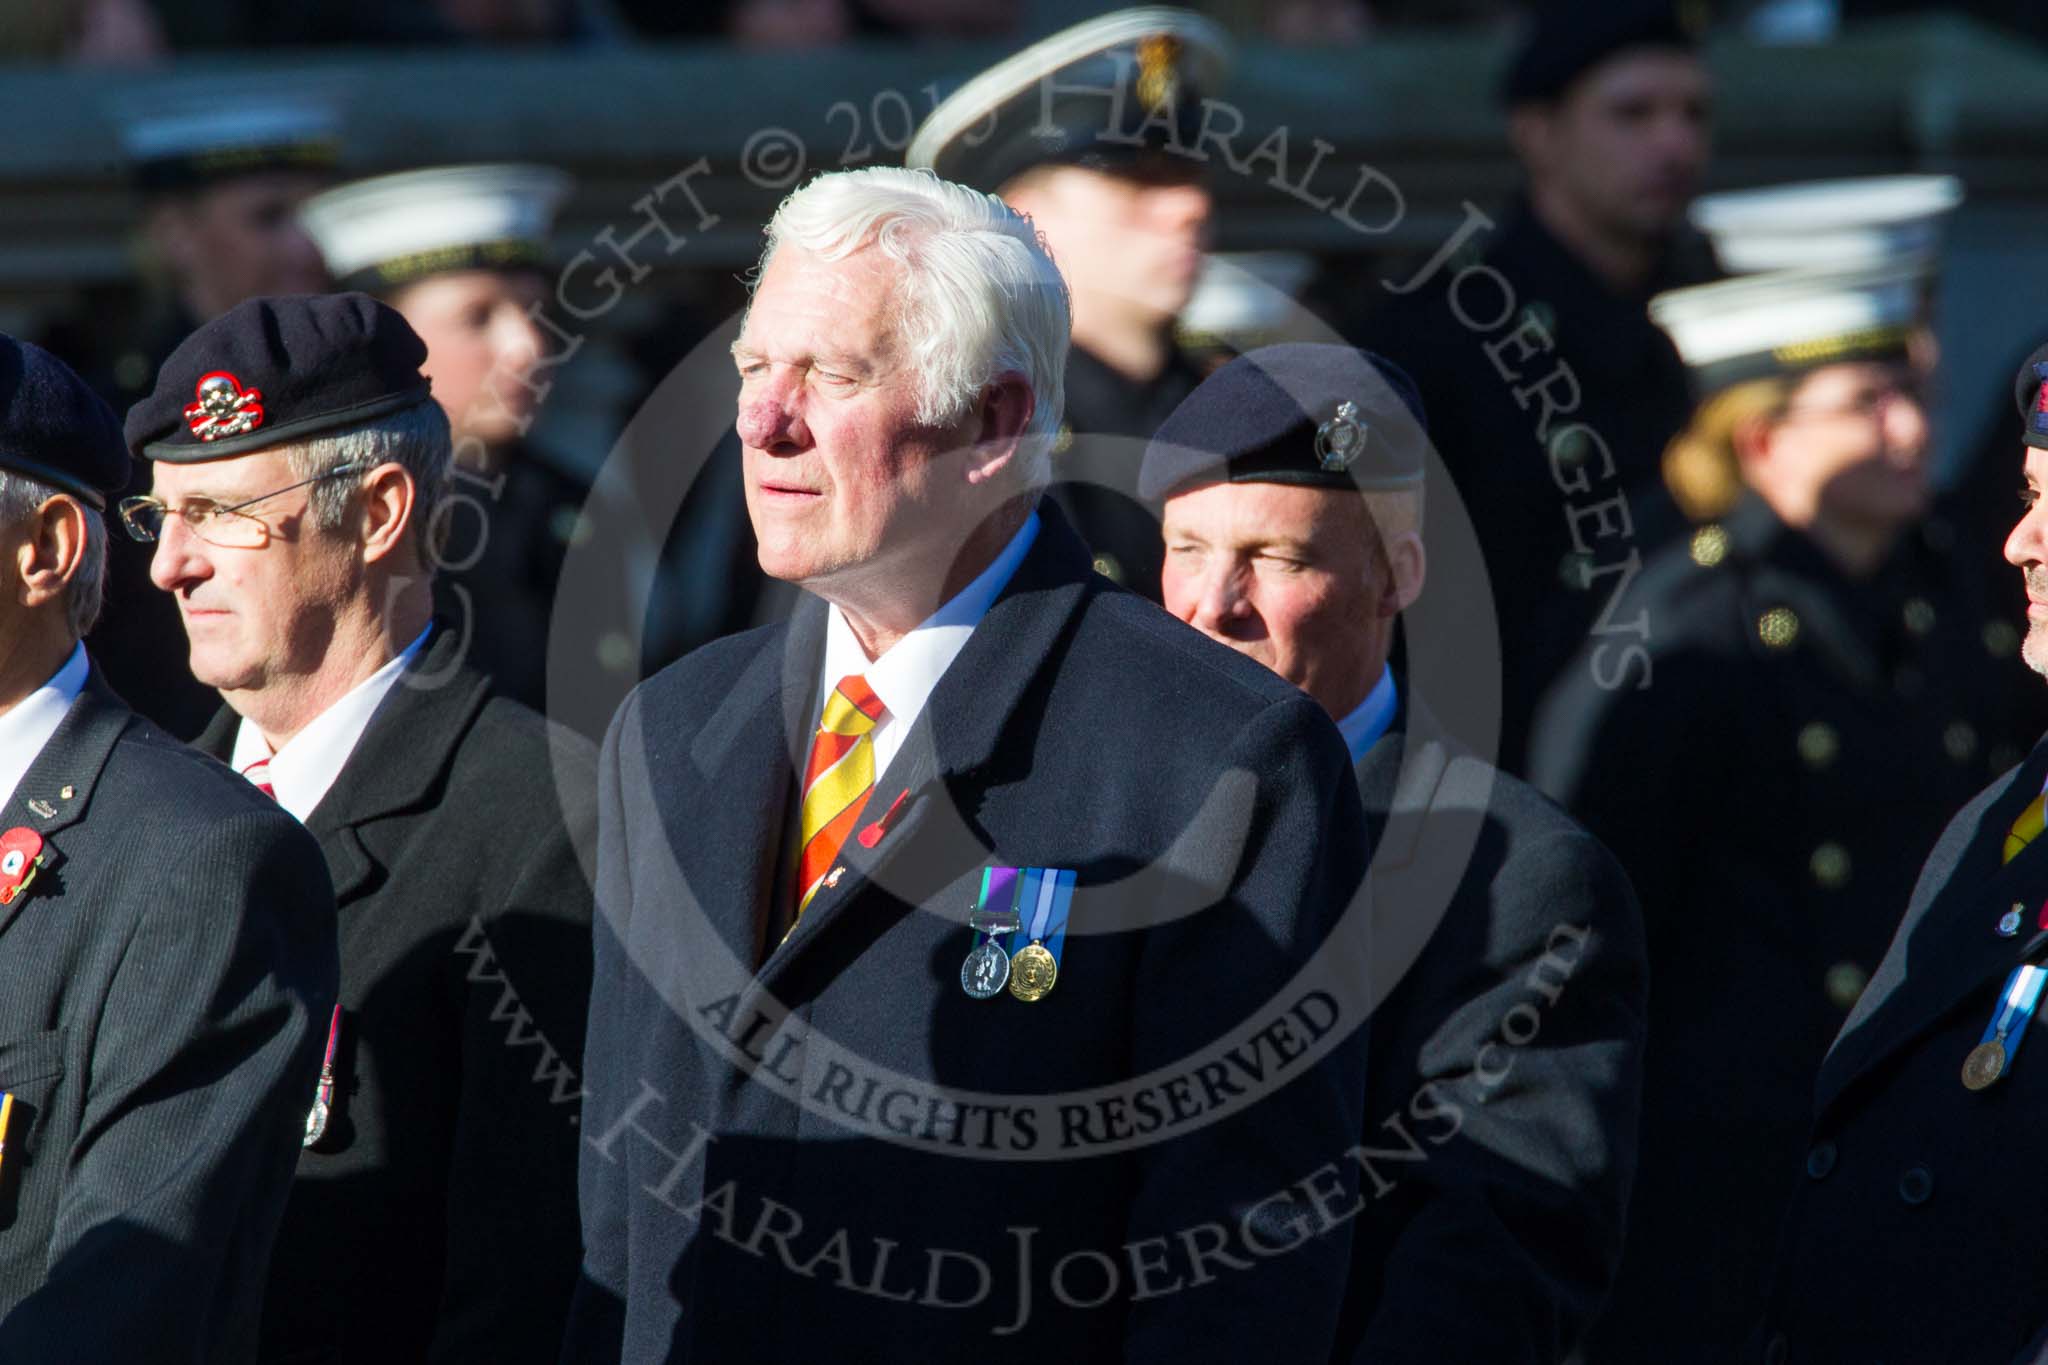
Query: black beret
[[2016, 341, 2048, 452], [1500, 0, 1705, 107], [0, 334, 129, 508], [1139, 343, 1429, 503], [126, 293, 432, 462], [906, 8, 1231, 195]]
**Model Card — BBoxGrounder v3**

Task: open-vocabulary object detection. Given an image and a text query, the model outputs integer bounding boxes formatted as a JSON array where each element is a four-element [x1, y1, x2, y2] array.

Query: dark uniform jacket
[[1754, 736, 2048, 1363], [1335, 695, 1646, 1363], [1047, 343, 1206, 601], [195, 624, 596, 1364], [435, 445, 592, 719], [562, 505, 1372, 1364], [1354, 196, 1707, 775], [0, 665, 336, 1362], [1531, 497, 2035, 1362]]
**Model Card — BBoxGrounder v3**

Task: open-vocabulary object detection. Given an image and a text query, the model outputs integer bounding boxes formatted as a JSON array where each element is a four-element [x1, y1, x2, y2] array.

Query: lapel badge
[[822, 866, 845, 890], [184, 370, 266, 441], [25, 799, 54, 820], [0, 827, 46, 906], [1315, 401, 1366, 472], [1999, 903, 2025, 938], [1135, 33, 1182, 114]]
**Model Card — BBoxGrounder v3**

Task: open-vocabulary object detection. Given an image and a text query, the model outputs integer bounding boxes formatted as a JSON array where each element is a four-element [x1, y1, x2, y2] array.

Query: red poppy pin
[[184, 370, 265, 442], [0, 828, 44, 906]]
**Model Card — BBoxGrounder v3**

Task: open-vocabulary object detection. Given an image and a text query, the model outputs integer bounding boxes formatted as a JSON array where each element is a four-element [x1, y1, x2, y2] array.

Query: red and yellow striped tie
[[794, 674, 886, 914], [2006, 793, 2047, 865]]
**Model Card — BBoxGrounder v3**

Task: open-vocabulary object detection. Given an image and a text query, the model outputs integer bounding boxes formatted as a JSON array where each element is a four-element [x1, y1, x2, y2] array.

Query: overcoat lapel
[[1817, 740, 2048, 1115]]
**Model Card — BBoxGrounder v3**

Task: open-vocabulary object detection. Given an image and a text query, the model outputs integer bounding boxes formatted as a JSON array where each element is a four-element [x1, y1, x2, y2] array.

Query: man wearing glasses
[[121, 293, 595, 1365], [0, 334, 335, 1361]]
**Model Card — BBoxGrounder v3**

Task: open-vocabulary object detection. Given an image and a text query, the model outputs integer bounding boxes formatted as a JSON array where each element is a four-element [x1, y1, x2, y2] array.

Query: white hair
[[284, 398, 453, 565], [751, 166, 1071, 484], [0, 471, 107, 638]]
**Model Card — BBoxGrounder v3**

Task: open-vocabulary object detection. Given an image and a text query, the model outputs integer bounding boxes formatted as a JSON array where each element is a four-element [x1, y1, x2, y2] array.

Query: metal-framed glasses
[[118, 461, 371, 549]]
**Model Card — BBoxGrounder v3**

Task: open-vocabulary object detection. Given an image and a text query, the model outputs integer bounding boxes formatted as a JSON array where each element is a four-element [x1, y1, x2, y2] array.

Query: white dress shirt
[[0, 641, 89, 811], [230, 626, 432, 823], [1336, 663, 1399, 766], [813, 511, 1041, 781]]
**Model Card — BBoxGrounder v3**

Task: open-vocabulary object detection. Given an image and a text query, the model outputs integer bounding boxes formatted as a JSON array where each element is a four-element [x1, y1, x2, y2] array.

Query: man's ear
[[964, 371, 1036, 486], [1378, 531, 1426, 617], [357, 462, 418, 565], [1731, 411, 1775, 473], [17, 495, 89, 610], [1507, 104, 1556, 176]]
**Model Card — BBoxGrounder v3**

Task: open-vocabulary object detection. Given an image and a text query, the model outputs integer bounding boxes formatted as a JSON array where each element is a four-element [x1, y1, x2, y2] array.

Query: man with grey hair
[[122, 294, 595, 1364], [565, 167, 1370, 1363], [0, 333, 336, 1362]]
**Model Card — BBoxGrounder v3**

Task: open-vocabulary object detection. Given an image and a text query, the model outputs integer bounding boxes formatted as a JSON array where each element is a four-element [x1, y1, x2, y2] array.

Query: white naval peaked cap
[[1651, 256, 1930, 394], [114, 84, 341, 193], [298, 163, 572, 292], [1690, 174, 1962, 273]]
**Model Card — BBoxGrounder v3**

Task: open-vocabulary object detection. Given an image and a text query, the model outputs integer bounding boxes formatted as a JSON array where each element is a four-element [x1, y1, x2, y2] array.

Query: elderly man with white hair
[[563, 166, 1372, 1362]]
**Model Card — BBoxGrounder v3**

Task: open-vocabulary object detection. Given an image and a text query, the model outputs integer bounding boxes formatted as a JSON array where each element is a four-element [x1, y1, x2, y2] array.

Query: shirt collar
[[820, 510, 1041, 737], [1336, 663, 1399, 765], [230, 624, 433, 823], [0, 641, 89, 812]]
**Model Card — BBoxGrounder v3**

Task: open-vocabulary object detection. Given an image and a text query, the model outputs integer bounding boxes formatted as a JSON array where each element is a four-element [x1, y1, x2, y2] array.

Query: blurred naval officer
[[908, 7, 1228, 599], [1146, 344, 1647, 1363], [1747, 339, 2048, 1364], [1532, 182, 2032, 1362], [300, 163, 590, 716], [0, 334, 335, 1362], [123, 294, 594, 1364], [77, 91, 339, 738], [1354, 0, 1716, 775]]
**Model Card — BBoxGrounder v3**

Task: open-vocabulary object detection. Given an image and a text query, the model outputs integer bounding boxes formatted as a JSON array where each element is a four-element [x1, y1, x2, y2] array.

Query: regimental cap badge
[[183, 370, 266, 441], [1315, 400, 1367, 472], [1135, 33, 1182, 115], [2032, 362, 2048, 443]]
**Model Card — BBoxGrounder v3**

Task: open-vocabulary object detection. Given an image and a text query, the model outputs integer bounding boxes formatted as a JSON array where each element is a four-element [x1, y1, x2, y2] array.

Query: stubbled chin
[[2024, 624, 2048, 679]]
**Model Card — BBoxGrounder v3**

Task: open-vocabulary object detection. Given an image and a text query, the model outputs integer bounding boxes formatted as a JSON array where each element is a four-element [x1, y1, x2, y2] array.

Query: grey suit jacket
[[0, 664, 338, 1362]]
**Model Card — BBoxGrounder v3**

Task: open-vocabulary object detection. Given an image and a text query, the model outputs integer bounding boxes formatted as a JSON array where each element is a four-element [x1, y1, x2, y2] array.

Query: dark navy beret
[[1500, 0, 1704, 107], [2016, 341, 2048, 452], [906, 8, 1231, 194], [126, 293, 432, 462], [0, 334, 129, 507], [1139, 343, 1429, 503]]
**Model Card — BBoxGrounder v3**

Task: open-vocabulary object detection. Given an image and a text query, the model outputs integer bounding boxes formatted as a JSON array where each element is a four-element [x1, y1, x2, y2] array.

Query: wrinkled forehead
[[739, 245, 908, 362], [149, 446, 296, 500]]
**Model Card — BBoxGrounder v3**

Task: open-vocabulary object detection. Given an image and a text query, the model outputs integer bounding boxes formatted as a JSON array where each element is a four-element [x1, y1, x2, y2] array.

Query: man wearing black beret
[[1147, 343, 1647, 1363], [1353, 0, 1715, 778], [0, 334, 337, 1361], [1747, 339, 2048, 1361], [122, 293, 594, 1363], [908, 7, 1229, 601]]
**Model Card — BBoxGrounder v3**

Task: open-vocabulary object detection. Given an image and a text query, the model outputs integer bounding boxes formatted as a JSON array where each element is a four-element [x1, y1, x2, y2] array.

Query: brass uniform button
[[1091, 554, 1124, 584], [1797, 721, 1839, 769], [1757, 606, 1800, 650], [1689, 524, 1730, 569], [1810, 841, 1851, 889], [1824, 961, 1870, 1011], [1944, 721, 1979, 763]]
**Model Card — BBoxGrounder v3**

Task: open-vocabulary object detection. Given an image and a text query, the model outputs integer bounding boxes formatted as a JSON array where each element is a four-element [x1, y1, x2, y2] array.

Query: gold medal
[[1963, 1039, 2008, 1091], [1009, 941, 1058, 1002]]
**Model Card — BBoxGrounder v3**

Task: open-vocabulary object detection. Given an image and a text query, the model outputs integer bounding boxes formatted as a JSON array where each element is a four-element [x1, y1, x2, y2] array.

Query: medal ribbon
[[970, 865, 1021, 946], [1008, 867, 1075, 962], [1978, 964, 2048, 1055]]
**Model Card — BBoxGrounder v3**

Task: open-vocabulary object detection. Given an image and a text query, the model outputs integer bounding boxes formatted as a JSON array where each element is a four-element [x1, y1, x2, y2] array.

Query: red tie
[[242, 757, 277, 801]]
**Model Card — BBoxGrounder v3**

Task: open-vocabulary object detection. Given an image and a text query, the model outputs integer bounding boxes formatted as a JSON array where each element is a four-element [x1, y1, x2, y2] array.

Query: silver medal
[[961, 939, 1011, 999]]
